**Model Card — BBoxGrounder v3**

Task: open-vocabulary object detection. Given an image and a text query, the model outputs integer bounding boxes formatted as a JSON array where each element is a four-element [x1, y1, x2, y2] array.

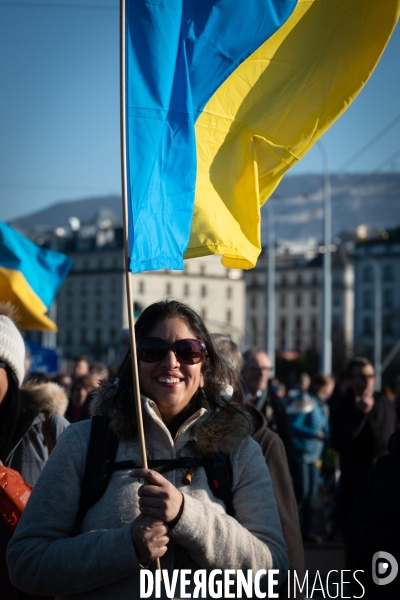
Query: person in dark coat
[[247, 403, 305, 599], [349, 428, 400, 598], [0, 302, 69, 600], [329, 356, 396, 566], [214, 336, 304, 599], [241, 347, 292, 457]]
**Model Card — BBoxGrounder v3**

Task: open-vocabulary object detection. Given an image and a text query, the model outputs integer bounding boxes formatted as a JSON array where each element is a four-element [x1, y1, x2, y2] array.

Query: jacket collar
[[90, 382, 249, 456]]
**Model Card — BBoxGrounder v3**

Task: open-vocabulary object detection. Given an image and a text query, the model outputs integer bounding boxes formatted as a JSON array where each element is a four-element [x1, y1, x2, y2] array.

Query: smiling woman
[[7, 300, 288, 600], [137, 320, 205, 423]]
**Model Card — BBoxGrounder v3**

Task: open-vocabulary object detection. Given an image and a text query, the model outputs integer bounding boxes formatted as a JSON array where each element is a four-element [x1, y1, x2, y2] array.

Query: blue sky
[[0, 1, 399, 223]]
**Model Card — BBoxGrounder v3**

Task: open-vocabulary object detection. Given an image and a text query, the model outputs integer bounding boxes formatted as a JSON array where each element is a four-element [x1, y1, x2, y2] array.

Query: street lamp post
[[318, 141, 332, 375], [366, 259, 382, 390], [267, 200, 275, 377]]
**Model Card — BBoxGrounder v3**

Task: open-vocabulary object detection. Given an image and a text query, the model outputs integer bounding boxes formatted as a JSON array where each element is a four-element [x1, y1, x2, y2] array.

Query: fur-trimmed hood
[[20, 382, 69, 416], [90, 382, 250, 456]]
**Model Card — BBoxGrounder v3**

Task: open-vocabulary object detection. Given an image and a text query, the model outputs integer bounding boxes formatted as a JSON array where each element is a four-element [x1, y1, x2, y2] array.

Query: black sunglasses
[[136, 337, 207, 364]]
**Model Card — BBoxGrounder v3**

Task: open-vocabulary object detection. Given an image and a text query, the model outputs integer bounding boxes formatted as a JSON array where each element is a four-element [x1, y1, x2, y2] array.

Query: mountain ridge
[[8, 173, 400, 244]]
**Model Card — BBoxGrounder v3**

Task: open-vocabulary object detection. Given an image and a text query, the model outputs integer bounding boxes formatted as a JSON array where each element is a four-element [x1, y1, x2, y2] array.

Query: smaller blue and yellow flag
[[0, 222, 73, 331]]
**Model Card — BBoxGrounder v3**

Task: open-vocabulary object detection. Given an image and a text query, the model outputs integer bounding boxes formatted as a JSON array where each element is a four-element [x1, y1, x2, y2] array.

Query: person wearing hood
[[7, 300, 288, 599], [0, 302, 69, 599]]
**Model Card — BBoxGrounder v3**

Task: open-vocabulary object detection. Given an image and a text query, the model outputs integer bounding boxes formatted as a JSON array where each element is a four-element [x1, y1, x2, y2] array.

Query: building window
[[80, 329, 87, 345], [226, 286, 232, 299], [95, 278, 102, 294], [333, 293, 341, 307], [311, 292, 317, 307], [200, 265, 205, 276], [279, 317, 286, 352], [362, 317, 373, 336], [295, 293, 302, 307], [362, 266, 373, 283], [383, 288, 394, 309], [296, 274, 302, 286], [112, 256, 119, 270], [66, 283, 73, 297], [165, 282, 172, 295], [280, 293, 286, 307], [295, 317, 302, 352], [200, 285, 207, 298], [311, 316, 317, 331], [312, 273, 318, 286], [110, 278, 117, 294], [81, 280, 87, 296], [109, 302, 116, 320], [138, 280, 145, 294], [200, 308, 207, 320], [81, 303, 87, 321], [383, 315, 394, 336], [66, 329, 72, 346], [134, 302, 143, 317], [95, 302, 102, 320], [109, 328, 117, 343], [363, 289, 373, 310], [383, 264, 394, 282], [226, 309, 232, 323], [281, 275, 287, 287], [250, 294, 257, 309], [66, 303, 72, 319], [83, 258, 89, 271], [95, 329, 102, 345], [97, 258, 103, 270], [183, 283, 189, 297], [251, 317, 257, 345]]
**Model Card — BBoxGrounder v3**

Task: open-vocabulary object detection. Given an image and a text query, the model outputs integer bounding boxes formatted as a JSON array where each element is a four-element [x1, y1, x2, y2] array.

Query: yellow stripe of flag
[[186, 0, 400, 269], [0, 267, 57, 331]]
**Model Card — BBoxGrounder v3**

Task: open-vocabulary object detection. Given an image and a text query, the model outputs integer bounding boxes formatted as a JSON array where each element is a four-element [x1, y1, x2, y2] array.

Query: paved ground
[[301, 496, 348, 599], [303, 540, 346, 598]]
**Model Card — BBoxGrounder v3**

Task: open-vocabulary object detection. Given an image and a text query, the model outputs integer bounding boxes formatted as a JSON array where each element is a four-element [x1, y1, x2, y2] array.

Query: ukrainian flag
[[0, 222, 73, 331], [125, 0, 400, 273]]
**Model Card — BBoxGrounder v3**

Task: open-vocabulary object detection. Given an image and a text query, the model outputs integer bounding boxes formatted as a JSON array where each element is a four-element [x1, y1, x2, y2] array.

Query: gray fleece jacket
[[7, 389, 288, 599]]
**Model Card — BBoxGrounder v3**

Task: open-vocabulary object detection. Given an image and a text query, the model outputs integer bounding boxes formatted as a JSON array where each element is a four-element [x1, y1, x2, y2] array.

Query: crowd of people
[[1, 299, 399, 598]]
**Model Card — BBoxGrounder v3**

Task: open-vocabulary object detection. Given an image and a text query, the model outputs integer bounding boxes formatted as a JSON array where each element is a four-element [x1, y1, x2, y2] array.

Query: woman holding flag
[[8, 300, 288, 599]]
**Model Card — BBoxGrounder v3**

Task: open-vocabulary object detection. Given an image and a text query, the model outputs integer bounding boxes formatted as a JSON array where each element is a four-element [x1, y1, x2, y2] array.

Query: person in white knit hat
[[0, 301, 70, 600]]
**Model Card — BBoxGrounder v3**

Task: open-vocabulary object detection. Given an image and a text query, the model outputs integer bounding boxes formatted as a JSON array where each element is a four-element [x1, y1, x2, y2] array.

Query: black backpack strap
[[204, 453, 234, 516], [113, 453, 235, 515], [75, 418, 234, 527], [112, 456, 213, 474], [74, 415, 119, 532]]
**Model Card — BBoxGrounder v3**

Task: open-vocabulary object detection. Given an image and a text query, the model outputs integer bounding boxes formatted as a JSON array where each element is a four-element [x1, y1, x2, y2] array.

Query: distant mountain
[[9, 173, 400, 244], [9, 195, 122, 232], [264, 172, 400, 244]]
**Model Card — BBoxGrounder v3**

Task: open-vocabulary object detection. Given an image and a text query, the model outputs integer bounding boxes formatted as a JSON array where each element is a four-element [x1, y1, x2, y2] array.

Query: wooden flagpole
[[119, 0, 162, 573], [119, 0, 148, 474]]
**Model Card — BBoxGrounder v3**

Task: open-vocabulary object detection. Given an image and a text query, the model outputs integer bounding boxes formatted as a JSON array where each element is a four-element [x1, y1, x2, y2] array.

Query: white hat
[[0, 303, 25, 386]]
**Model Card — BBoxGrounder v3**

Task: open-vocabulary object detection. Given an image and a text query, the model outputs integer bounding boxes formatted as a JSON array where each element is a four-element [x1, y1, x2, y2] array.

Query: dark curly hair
[[113, 299, 246, 428], [0, 367, 37, 461]]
